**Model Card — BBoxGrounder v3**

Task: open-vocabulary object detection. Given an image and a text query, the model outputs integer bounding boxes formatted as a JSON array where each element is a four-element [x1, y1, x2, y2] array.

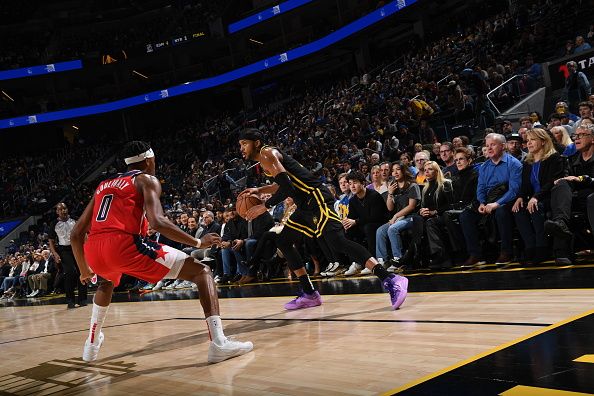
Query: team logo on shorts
[[313, 216, 318, 225]]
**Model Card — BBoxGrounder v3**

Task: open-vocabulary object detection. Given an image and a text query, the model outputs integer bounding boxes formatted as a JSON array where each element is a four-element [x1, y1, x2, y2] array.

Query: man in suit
[[27, 250, 55, 297]]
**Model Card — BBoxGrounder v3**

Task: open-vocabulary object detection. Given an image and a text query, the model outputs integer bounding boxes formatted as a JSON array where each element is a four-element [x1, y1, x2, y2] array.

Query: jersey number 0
[[96, 194, 114, 222]]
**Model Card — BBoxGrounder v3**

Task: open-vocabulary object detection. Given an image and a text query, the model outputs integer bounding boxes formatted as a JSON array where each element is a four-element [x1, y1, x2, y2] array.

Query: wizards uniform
[[84, 170, 188, 286], [261, 146, 342, 238]]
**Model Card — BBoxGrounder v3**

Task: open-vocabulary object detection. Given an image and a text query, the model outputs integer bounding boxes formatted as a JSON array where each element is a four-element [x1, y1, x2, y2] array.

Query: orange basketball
[[236, 194, 263, 219]]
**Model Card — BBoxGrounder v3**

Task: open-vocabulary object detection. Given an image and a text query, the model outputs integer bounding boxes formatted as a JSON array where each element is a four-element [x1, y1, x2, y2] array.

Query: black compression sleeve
[[265, 172, 295, 208]]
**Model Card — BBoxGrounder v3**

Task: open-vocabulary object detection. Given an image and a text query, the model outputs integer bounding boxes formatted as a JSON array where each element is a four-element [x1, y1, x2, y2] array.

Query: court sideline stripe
[[174, 317, 551, 327], [0, 316, 551, 345], [381, 308, 594, 395]]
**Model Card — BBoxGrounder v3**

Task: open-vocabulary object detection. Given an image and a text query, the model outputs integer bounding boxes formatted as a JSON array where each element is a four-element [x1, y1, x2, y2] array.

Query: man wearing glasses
[[439, 142, 458, 179], [545, 125, 594, 264]]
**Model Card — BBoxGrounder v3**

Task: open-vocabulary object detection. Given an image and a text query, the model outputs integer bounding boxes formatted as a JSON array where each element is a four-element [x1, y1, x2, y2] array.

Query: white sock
[[206, 315, 226, 346], [88, 303, 109, 345]]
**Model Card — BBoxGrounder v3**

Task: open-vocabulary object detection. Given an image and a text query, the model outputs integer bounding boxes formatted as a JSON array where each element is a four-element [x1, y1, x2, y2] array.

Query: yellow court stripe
[[573, 355, 594, 363], [381, 308, 594, 396], [500, 385, 594, 396]]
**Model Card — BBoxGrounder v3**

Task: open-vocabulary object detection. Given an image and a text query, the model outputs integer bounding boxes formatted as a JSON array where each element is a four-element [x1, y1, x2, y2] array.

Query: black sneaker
[[67, 302, 76, 309], [544, 220, 572, 238]]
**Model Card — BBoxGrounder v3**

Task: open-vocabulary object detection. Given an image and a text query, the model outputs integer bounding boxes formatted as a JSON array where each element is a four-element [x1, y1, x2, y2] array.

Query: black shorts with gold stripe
[[284, 196, 343, 239]]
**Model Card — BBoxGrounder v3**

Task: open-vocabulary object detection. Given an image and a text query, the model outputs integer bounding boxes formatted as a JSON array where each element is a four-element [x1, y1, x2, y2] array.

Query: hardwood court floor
[[2, 289, 594, 395]]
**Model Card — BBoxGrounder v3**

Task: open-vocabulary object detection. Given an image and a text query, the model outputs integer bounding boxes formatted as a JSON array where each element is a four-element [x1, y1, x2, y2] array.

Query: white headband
[[124, 148, 154, 165]]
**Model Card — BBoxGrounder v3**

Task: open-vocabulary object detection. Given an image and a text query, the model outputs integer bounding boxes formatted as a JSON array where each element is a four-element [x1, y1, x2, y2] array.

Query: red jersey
[[88, 170, 148, 237]]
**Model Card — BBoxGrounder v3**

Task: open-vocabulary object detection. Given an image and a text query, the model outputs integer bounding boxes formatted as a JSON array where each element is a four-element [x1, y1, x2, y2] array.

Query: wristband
[[195, 238, 202, 248]]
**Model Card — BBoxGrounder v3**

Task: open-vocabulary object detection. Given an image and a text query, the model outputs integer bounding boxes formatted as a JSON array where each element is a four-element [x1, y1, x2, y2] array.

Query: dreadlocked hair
[[121, 141, 151, 162]]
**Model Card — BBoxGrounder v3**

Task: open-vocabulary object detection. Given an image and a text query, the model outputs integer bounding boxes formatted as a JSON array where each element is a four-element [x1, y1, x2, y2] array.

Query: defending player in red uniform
[[71, 141, 253, 364]]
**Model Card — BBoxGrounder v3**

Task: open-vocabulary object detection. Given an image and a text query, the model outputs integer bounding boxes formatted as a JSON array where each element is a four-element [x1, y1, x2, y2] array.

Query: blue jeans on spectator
[[222, 248, 247, 276], [245, 239, 258, 260], [1, 276, 18, 292], [376, 217, 414, 260], [459, 203, 514, 258]]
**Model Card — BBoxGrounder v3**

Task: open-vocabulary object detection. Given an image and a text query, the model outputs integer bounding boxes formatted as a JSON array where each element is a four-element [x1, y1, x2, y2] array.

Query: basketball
[[236, 193, 263, 219]]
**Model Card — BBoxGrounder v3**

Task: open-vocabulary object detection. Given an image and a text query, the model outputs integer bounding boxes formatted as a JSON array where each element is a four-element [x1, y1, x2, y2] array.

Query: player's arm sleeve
[[264, 172, 296, 208]]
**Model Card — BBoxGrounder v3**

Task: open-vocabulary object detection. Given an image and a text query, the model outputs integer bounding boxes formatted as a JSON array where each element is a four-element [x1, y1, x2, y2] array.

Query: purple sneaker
[[284, 291, 323, 310], [382, 274, 408, 310]]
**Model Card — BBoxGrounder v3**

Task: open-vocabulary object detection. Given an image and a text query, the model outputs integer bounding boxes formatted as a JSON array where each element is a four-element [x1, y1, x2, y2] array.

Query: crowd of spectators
[[0, 143, 113, 218], [2, 0, 594, 300]]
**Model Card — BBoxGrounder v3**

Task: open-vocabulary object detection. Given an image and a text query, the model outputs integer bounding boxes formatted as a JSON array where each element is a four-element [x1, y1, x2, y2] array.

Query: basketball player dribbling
[[70, 141, 253, 364], [238, 129, 408, 310]]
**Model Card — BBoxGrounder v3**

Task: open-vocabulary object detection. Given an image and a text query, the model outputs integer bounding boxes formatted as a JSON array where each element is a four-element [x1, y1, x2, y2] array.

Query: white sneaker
[[208, 337, 253, 364], [152, 280, 164, 291], [82, 332, 104, 362], [165, 280, 179, 290], [175, 280, 192, 289], [321, 262, 340, 277], [27, 290, 38, 298], [344, 262, 362, 276], [214, 275, 221, 283], [360, 267, 372, 275]]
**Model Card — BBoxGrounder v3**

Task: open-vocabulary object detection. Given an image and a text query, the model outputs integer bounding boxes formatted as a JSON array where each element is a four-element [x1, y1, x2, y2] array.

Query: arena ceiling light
[[132, 70, 149, 79], [0, 0, 417, 129], [1, 90, 14, 102]]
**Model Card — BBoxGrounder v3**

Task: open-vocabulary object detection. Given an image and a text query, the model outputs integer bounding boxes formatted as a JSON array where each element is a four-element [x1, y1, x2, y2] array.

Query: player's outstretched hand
[[200, 233, 222, 248], [80, 270, 95, 285], [239, 188, 259, 197], [245, 204, 267, 221]]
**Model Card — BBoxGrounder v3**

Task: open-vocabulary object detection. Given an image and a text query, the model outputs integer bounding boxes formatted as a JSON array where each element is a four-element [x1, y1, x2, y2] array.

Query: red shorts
[[84, 233, 188, 286]]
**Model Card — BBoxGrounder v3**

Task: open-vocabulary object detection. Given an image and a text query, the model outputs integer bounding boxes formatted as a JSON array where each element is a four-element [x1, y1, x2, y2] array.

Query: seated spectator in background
[[546, 124, 594, 264], [506, 133, 527, 162], [367, 165, 388, 194], [574, 35, 592, 54], [219, 208, 247, 284], [446, 148, 479, 255], [343, 172, 389, 257], [529, 112, 544, 127], [431, 142, 443, 164], [519, 116, 533, 130], [460, 133, 523, 266], [419, 161, 454, 269], [551, 126, 577, 157], [502, 120, 514, 135], [238, 208, 274, 284], [418, 119, 437, 145], [380, 162, 391, 186], [439, 142, 458, 178], [398, 124, 414, 152], [376, 162, 420, 272], [414, 151, 429, 185], [186, 216, 199, 237], [575, 101, 593, 129], [382, 137, 400, 162], [27, 250, 54, 297], [0, 258, 22, 299], [190, 211, 222, 260], [17, 254, 31, 297], [400, 152, 417, 176], [512, 129, 565, 265]]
